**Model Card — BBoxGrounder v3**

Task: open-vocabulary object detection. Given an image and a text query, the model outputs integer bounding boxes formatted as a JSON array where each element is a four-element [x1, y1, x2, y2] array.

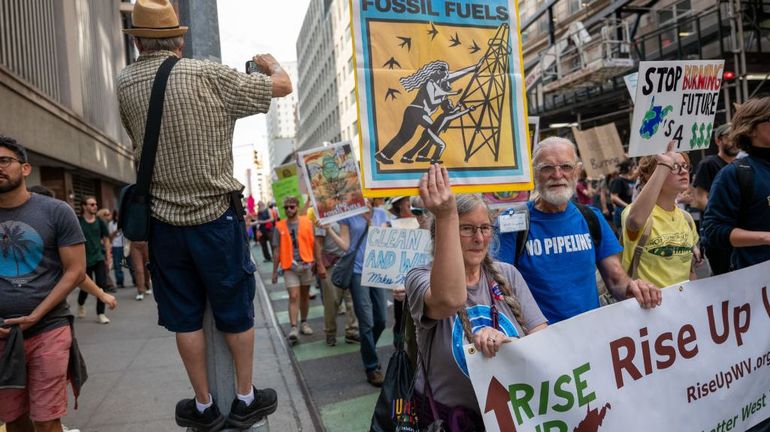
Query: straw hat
[[124, 0, 188, 38]]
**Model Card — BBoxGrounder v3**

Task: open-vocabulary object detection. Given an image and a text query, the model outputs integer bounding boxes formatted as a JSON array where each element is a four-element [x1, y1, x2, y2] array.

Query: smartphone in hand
[[245, 60, 259, 75]]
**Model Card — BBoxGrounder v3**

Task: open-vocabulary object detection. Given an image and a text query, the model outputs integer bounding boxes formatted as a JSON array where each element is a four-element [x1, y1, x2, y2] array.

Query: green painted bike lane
[[254, 254, 395, 431]]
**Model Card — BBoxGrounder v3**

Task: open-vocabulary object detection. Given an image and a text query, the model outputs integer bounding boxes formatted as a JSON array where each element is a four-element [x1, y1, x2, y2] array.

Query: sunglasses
[[284, 205, 297, 209]]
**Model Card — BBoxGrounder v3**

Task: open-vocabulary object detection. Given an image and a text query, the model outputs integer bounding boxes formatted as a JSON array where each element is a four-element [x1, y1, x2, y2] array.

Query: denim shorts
[[148, 208, 257, 333]]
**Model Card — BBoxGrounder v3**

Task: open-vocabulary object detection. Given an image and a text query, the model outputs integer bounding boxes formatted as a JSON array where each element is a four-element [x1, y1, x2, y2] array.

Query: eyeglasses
[[0, 156, 23, 168], [536, 162, 578, 176], [86, 202, 97, 207], [459, 224, 493, 237], [668, 163, 691, 175], [284, 205, 296, 210]]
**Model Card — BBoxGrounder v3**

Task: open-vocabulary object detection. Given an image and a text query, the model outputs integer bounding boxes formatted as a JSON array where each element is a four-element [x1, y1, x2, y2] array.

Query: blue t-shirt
[[372, 207, 392, 227], [339, 214, 369, 274], [494, 201, 622, 323]]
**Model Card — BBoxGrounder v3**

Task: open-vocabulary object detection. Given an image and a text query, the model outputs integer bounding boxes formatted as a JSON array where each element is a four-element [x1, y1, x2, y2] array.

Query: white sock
[[195, 394, 213, 413], [237, 387, 255, 405]]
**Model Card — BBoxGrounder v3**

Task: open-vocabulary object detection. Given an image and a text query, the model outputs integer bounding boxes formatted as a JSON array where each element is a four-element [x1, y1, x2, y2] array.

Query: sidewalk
[[60, 265, 317, 431]]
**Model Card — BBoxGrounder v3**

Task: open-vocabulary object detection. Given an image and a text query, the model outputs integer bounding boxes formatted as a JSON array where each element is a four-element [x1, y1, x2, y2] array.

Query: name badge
[[498, 212, 527, 233]]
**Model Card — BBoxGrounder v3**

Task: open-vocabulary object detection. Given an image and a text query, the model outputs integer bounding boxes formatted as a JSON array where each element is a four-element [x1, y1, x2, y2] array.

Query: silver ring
[[487, 336, 496, 343]]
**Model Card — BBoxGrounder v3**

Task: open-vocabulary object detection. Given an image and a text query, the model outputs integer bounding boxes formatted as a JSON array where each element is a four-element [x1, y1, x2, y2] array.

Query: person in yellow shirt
[[621, 143, 701, 288]]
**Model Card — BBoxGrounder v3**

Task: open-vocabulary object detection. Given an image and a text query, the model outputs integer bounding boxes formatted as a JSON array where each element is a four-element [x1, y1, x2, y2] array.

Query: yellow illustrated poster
[[350, 0, 533, 196]]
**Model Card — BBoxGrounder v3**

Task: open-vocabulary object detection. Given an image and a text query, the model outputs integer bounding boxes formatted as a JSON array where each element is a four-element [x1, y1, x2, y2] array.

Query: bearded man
[[495, 137, 660, 323]]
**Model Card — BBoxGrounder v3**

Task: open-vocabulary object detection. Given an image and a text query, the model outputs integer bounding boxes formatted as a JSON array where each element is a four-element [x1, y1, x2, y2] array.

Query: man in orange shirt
[[271, 196, 315, 345]]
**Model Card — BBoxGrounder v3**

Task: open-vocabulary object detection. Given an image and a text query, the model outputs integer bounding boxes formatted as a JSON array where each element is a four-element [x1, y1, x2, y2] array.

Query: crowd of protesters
[[254, 95, 770, 431]]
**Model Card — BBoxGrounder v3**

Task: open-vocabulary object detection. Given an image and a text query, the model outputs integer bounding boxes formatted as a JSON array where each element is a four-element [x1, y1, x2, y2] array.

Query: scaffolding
[[538, 18, 635, 94]]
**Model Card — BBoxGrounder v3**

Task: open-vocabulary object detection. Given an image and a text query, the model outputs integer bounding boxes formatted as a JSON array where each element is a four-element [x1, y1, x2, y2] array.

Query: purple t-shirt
[[405, 261, 547, 413]]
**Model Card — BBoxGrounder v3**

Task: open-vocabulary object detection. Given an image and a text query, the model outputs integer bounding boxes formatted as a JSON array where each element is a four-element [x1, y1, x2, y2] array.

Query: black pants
[[259, 229, 272, 261], [78, 261, 108, 314], [706, 246, 732, 276]]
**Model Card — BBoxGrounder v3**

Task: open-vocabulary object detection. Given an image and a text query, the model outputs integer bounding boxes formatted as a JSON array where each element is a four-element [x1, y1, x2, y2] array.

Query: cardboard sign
[[628, 60, 724, 157], [274, 162, 297, 180], [351, 0, 532, 196], [270, 176, 304, 220], [298, 141, 368, 224], [572, 123, 627, 178], [466, 260, 770, 432], [361, 227, 432, 289]]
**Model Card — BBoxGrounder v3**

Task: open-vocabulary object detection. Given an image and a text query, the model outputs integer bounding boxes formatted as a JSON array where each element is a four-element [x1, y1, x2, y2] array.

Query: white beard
[[537, 181, 575, 207]]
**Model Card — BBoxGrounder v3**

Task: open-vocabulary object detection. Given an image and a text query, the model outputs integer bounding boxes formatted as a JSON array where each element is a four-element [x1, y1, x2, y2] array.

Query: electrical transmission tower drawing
[[450, 24, 511, 162]]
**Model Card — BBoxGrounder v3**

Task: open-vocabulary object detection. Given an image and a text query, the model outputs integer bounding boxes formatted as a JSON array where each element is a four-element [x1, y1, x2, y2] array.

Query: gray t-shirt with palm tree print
[[0, 193, 85, 337]]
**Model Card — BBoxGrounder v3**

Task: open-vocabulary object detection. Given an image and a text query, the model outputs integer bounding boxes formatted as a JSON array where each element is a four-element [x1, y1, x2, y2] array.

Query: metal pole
[[175, 2, 268, 430], [734, 0, 750, 100], [728, 0, 743, 103]]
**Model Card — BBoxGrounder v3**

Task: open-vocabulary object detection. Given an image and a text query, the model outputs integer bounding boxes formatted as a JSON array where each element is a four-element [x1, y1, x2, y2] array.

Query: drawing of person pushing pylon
[[374, 58, 480, 165]]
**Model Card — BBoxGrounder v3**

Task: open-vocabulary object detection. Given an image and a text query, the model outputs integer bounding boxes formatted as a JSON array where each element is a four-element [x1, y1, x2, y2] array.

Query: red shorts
[[0, 325, 71, 423]]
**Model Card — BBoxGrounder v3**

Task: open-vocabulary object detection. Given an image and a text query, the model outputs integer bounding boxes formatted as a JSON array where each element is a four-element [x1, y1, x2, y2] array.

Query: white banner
[[360, 227, 432, 289], [628, 60, 724, 157], [467, 260, 770, 432]]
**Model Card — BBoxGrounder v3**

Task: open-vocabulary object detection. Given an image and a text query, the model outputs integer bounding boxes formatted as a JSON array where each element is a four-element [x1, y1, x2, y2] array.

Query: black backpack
[[514, 203, 602, 266]]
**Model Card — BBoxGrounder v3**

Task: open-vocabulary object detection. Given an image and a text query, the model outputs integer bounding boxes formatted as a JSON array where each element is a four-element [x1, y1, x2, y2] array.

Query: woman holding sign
[[621, 142, 701, 287], [404, 165, 548, 430]]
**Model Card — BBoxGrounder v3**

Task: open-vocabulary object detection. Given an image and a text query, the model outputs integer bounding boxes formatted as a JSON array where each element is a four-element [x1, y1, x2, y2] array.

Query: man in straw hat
[[117, 1, 291, 430]]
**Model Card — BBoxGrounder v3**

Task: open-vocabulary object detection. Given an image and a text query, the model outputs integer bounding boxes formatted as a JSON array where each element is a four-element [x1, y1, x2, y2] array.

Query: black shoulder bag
[[370, 300, 418, 431], [119, 56, 179, 241], [331, 225, 369, 290]]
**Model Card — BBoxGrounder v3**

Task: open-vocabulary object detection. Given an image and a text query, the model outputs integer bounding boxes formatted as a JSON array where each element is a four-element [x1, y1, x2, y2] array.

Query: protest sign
[[274, 162, 297, 180], [298, 141, 368, 224], [572, 123, 627, 178], [390, 217, 419, 230], [482, 191, 529, 209], [271, 176, 304, 219], [351, 0, 533, 196], [628, 60, 724, 157], [361, 227, 432, 289], [481, 116, 538, 207], [624, 71, 638, 103], [466, 260, 770, 432]]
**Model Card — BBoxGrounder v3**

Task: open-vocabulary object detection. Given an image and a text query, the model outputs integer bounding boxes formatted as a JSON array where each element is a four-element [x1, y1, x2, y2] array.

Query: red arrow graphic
[[485, 376, 517, 431]]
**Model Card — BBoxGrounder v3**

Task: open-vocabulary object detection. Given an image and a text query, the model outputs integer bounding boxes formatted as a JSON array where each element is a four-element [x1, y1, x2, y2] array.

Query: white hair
[[532, 136, 579, 166]]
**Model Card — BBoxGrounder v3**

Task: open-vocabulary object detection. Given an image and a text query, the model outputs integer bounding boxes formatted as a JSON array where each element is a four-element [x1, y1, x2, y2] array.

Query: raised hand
[[418, 164, 455, 219]]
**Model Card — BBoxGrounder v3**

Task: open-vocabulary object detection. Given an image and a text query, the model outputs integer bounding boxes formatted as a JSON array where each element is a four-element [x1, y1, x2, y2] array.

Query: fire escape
[[523, 0, 770, 131]]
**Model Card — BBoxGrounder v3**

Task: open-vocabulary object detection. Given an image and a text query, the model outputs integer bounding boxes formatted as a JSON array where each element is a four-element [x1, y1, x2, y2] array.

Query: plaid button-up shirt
[[117, 51, 272, 226]]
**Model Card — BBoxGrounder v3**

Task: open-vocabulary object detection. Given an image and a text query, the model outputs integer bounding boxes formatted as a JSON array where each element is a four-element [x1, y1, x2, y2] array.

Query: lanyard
[[487, 277, 504, 332]]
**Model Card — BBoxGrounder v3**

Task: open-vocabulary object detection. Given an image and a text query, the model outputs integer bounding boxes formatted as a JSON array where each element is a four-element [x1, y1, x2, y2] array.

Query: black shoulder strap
[[575, 203, 602, 249], [134, 56, 179, 200], [733, 158, 754, 219]]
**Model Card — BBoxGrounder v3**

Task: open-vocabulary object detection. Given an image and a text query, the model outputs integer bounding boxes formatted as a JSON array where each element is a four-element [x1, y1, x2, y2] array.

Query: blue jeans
[[112, 246, 125, 286], [349, 273, 387, 372]]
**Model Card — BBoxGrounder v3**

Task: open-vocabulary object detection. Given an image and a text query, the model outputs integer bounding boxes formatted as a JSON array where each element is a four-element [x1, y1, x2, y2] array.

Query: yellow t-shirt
[[306, 207, 317, 224], [621, 205, 699, 288]]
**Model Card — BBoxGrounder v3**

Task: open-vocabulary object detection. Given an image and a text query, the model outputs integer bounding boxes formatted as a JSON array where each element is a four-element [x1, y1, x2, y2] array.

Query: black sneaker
[[227, 386, 278, 429], [344, 333, 360, 344], [175, 398, 226, 431]]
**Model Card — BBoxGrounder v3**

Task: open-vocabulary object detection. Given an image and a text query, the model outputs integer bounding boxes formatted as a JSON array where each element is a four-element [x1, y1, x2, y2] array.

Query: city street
[[254, 247, 397, 432], [39, 244, 397, 431], [57, 250, 316, 432]]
